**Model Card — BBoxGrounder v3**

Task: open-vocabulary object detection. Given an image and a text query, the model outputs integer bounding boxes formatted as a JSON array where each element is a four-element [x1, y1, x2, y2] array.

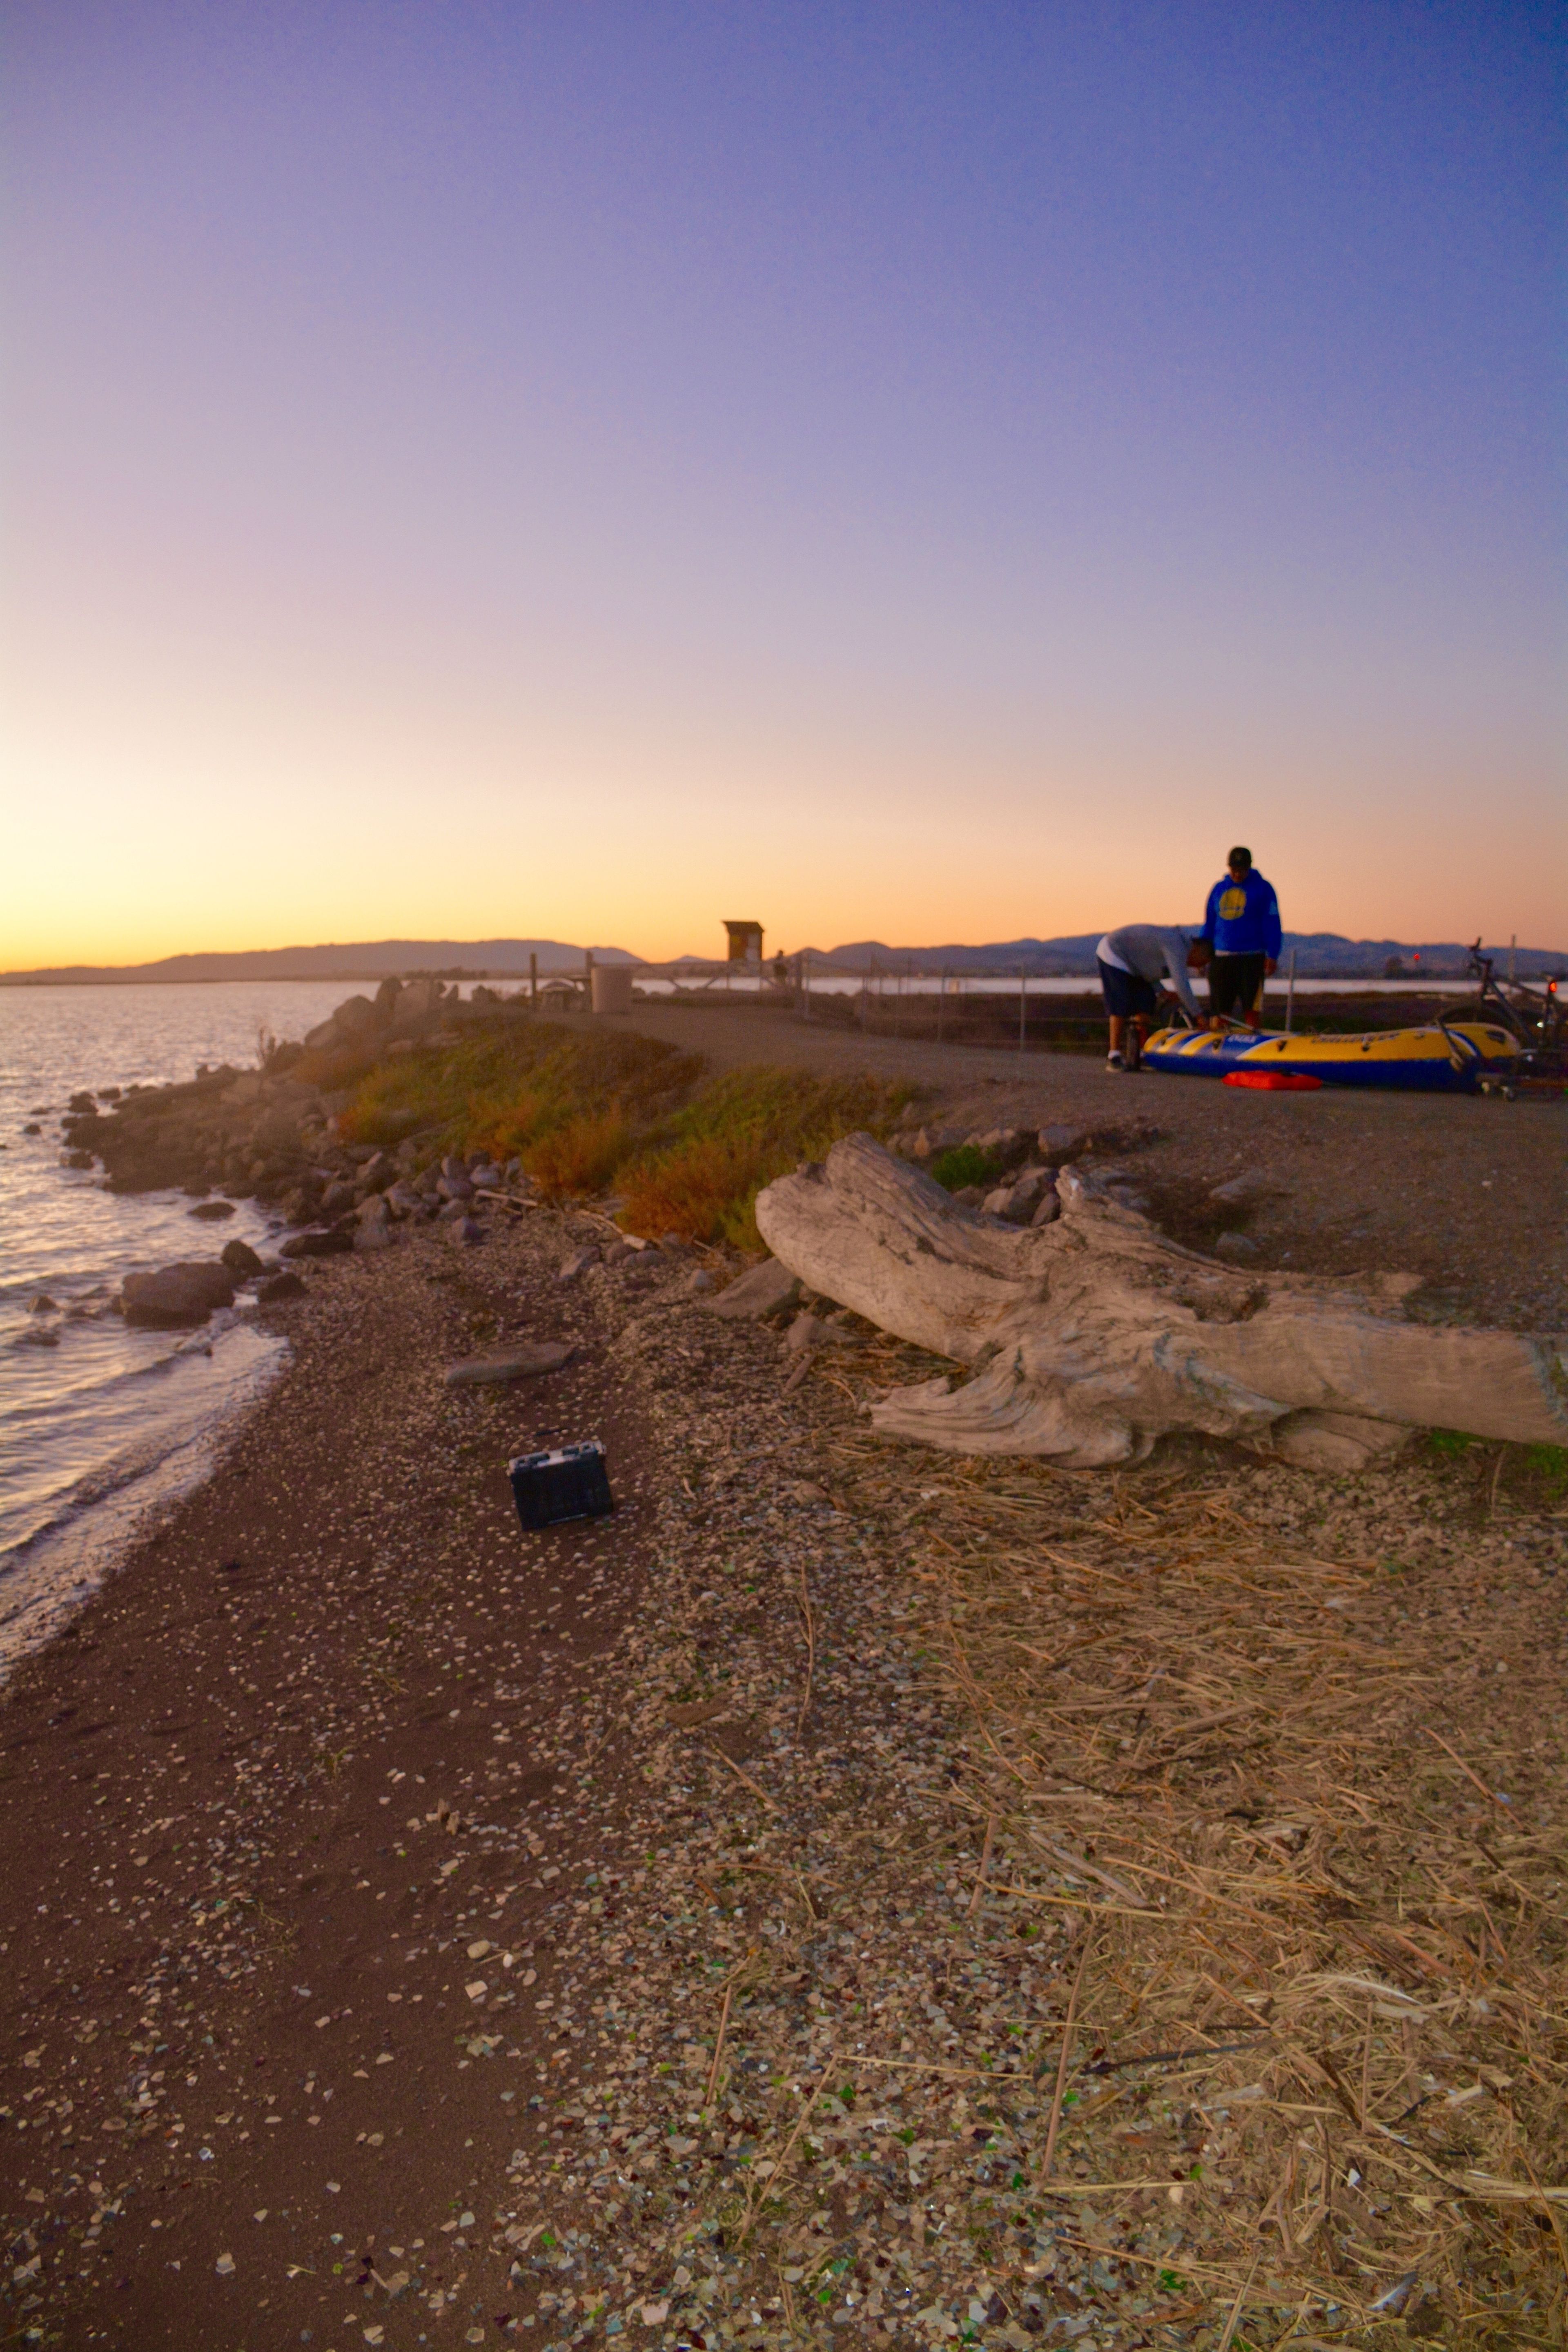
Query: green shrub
[[928, 1143, 1004, 1192]]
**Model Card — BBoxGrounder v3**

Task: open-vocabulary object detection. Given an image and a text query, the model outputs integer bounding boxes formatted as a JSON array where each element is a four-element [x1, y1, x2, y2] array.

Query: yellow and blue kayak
[[1142, 1020, 1521, 1093]]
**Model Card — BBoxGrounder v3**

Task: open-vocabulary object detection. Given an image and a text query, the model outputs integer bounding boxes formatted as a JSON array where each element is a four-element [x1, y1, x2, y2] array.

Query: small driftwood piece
[[754, 1134, 1568, 1468]]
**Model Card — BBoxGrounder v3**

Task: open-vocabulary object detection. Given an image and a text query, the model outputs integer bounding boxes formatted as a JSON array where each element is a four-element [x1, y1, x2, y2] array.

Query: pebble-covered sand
[[1, 1172, 1564, 2349]]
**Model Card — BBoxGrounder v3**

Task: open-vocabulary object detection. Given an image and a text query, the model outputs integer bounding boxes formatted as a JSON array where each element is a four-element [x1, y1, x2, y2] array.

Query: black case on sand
[[507, 1439, 615, 1532]]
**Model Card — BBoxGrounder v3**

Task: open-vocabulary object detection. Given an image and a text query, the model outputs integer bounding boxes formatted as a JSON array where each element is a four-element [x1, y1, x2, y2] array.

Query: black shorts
[[1208, 952, 1267, 1018], [1098, 959, 1158, 1020]]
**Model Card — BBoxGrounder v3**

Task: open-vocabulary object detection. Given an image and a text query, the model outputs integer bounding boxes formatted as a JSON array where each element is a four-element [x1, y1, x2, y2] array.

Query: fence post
[[1284, 947, 1297, 1034], [530, 951, 538, 1007], [1019, 964, 1027, 1056]]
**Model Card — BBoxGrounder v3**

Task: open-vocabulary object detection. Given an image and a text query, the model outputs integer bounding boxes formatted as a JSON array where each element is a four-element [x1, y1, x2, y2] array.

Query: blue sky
[[3, 1, 1562, 962]]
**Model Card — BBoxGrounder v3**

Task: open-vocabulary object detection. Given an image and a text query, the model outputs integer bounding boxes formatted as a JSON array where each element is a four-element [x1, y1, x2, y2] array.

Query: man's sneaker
[[1106, 1050, 1126, 1070]]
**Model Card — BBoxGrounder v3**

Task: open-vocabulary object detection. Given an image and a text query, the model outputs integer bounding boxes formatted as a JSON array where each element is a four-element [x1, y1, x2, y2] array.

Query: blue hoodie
[[1200, 869, 1281, 959]]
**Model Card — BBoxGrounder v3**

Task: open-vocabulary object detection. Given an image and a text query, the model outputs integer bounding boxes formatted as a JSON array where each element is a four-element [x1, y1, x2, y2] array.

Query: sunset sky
[[2, 2, 1561, 969]]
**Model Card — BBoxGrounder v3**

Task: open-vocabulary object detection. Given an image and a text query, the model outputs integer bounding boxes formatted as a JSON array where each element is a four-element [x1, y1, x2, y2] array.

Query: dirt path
[[603, 1002, 1567, 1330]]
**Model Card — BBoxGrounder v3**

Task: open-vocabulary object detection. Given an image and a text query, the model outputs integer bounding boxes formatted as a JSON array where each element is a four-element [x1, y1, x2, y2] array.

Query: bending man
[[1095, 925, 1203, 1071]]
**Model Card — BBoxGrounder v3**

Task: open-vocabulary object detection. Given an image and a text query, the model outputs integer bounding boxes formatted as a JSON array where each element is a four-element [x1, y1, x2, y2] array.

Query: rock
[[357, 1194, 390, 1227], [29, 1295, 58, 1314], [330, 994, 380, 1039], [352, 1223, 393, 1251], [557, 1247, 599, 1285], [188, 1199, 236, 1221], [436, 1197, 472, 1224], [1214, 1232, 1261, 1261], [682, 1269, 716, 1296], [358, 1151, 394, 1190], [64, 1148, 95, 1169], [120, 1261, 238, 1329], [280, 1229, 354, 1259], [1272, 1411, 1413, 1472], [68, 1091, 96, 1113], [708, 1257, 802, 1320], [440, 1154, 469, 1184], [220, 1239, 265, 1275], [388, 976, 443, 1036], [1031, 1189, 1062, 1227], [1210, 1170, 1277, 1205], [320, 1181, 357, 1217], [437, 1172, 474, 1202], [21, 1123, 41, 1136], [442, 1343, 576, 1388], [384, 1183, 423, 1218], [303, 1017, 342, 1051], [1038, 1125, 1088, 1159], [256, 1271, 307, 1303], [374, 976, 403, 1019], [447, 1215, 485, 1247], [468, 1163, 502, 1191], [13, 1324, 60, 1348]]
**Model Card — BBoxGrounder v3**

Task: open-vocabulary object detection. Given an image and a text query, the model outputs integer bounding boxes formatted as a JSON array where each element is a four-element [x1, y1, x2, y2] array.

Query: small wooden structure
[[724, 920, 764, 966]]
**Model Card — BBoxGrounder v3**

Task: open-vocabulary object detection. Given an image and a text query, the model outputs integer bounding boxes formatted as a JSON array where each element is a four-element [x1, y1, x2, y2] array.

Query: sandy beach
[[2, 1012, 1566, 2350]]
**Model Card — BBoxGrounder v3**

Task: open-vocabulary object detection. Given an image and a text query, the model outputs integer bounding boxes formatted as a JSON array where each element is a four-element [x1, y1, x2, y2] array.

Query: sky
[[2, 0, 1562, 968]]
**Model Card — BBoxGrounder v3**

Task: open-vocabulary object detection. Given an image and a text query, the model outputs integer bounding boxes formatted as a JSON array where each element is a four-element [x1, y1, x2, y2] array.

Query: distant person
[[1196, 846, 1281, 1029], [1096, 926, 1203, 1071]]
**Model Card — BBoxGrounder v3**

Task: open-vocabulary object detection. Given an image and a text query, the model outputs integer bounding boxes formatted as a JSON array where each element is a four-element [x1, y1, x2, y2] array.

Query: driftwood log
[[754, 1134, 1568, 1470]]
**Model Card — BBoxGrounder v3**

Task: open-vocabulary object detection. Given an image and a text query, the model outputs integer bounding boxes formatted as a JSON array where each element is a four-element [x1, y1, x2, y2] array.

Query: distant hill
[[802, 933, 1568, 979], [0, 939, 644, 985]]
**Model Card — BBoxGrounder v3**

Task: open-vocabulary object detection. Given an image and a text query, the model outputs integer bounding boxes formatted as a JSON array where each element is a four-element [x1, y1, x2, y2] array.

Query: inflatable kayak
[[1141, 1019, 1521, 1094]]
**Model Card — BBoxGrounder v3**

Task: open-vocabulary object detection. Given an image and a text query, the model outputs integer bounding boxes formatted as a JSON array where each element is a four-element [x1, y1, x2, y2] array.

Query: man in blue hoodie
[[1194, 846, 1281, 1029]]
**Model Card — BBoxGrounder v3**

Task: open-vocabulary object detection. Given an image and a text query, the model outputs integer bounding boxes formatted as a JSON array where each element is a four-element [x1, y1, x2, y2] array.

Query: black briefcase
[[507, 1439, 615, 1532]]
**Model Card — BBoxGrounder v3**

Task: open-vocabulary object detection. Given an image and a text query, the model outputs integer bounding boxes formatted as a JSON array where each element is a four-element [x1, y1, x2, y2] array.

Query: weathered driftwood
[[754, 1134, 1568, 1468]]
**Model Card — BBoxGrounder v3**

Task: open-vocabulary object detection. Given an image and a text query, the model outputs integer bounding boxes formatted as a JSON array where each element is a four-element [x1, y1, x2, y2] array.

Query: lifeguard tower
[[723, 920, 764, 969]]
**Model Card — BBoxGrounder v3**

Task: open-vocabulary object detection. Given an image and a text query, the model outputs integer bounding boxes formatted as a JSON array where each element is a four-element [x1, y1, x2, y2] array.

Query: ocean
[[0, 982, 352, 1673]]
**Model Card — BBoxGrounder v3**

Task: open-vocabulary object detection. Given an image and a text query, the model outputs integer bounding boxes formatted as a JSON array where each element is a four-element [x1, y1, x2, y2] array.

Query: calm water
[[0, 982, 352, 1671]]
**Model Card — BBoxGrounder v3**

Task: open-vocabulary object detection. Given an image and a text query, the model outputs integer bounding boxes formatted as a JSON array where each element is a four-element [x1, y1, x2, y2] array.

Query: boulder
[[256, 1270, 307, 1303], [447, 1215, 485, 1248], [389, 977, 443, 1036], [442, 1343, 576, 1388], [708, 1257, 802, 1321], [188, 1199, 236, 1221], [29, 1295, 58, 1314], [280, 1228, 354, 1259], [220, 1239, 265, 1275], [331, 994, 380, 1039], [303, 1017, 343, 1052], [1210, 1171, 1277, 1207], [557, 1246, 599, 1284], [120, 1262, 238, 1330], [68, 1091, 96, 1113], [352, 1223, 394, 1252], [1038, 1125, 1088, 1159]]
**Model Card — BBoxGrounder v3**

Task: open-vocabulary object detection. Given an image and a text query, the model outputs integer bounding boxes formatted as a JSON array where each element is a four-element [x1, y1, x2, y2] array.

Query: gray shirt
[[1096, 926, 1202, 1020]]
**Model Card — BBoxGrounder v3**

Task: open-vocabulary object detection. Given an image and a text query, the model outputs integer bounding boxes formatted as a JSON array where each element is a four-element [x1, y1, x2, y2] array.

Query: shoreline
[[0, 1185, 1564, 2343]]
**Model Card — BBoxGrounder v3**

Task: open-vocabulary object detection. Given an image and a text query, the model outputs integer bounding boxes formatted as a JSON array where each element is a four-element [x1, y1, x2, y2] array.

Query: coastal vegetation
[[339, 1022, 914, 1247]]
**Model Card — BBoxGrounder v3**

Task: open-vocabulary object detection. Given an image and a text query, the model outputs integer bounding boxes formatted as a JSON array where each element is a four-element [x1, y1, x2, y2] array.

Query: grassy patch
[[338, 1020, 911, 1242], [927, 1142, 1005, 1193], [340, 1023, 698, 1173], [618, 1067, 915, 1247]]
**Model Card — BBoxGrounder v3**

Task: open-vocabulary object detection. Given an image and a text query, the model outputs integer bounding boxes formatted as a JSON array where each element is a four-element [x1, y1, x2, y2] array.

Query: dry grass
[[805, 1360, 1568, 2347], [618, 1068, 915, 1247]]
